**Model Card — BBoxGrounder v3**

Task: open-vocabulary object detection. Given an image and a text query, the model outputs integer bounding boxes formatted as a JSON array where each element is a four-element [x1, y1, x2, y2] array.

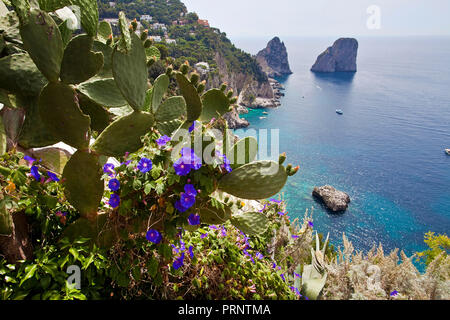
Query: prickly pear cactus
[[112, 32, 148, 111], [62, 150, 104, 219], [92, 111, 155, 157], [218, 161, 288, 200], [176, 72, 202, 121], [226, 136, 258, 167], [19, 8, 64, 83], [199, 89, 230, 122], [230, 211, 269, 236]]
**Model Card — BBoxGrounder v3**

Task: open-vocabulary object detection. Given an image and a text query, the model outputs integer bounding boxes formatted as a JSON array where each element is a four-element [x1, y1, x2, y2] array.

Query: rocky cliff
[[311, 38, 358, 72], [256, 37, 292, 77], [206, 52, 278, 128]]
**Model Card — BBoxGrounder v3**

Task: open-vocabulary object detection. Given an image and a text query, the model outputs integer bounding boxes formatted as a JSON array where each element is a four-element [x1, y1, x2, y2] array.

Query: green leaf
[[97, 20, 112, 42], [117, 11, 130, 52], [226, 136, 258, 167], [19, 264, 37, 286], [145, 46, 160, 62]]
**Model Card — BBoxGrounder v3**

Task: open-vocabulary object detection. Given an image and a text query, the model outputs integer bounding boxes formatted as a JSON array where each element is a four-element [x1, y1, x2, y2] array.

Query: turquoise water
[[233, 37, 450, 263]]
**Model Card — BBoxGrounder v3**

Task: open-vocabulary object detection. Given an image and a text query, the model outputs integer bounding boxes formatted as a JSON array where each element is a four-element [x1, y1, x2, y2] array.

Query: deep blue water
[[232, 36, 450, 264]]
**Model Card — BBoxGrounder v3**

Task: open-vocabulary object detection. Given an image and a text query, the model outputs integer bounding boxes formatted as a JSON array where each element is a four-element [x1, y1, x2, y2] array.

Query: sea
[[231, 36, 450, 268]]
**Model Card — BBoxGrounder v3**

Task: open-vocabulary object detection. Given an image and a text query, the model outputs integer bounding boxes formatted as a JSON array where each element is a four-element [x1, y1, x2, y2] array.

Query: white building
[[103, 18, 118, 26], [141, 15, 152, 22], [151, 23, 167, 31], [150, 36, 162, 42], [195, 62, 210, 75], [109, 2, 116, 7], [165, 38, 177, 45]]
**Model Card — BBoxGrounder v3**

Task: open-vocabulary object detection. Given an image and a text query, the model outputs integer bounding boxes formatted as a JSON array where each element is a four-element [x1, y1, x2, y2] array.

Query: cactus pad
[[19, 9, 63, 83], [30, 147, 71, 175], [38, 82, 91, 149], [0, 53, 48, 97], [62, 150, 104, 219], [175, 72, 202, 121], [199, 89, 230, 122], [78, 94, 112, 133], [112, 32, 148, 111], [77, 78, 127, 107], [92, 111, 154, 157], [92, 40, 113, 77], [60, 34, 103, 84], [155, 96, 186, 123], [18, 96, 60, 148], [226, 136, 258, 167], [157, 119, 182, 137], [145, 45, 160, 62], [199, 204, 231, 225], [97, 20, 112, 42], [218, 161, 288, 200], [0, 199, 13, 236], [0, 115, 6, 155], [152, 74, 169, 113], [230, 211, 269, 236], [117, 11, 130, 52]]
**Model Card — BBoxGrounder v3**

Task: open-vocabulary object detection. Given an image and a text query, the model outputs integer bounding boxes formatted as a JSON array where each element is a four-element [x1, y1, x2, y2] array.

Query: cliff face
[[311, 38, 358, 72], [206, 52, 278, 127], [256, 37, 292, 77]]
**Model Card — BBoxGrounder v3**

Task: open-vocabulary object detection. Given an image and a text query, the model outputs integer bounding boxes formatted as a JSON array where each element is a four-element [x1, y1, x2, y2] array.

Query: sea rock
[[256, 37, 292, 77], [312, 185, 350, 212], [223, 108, 249, 129], [311, 38, 358, 73]]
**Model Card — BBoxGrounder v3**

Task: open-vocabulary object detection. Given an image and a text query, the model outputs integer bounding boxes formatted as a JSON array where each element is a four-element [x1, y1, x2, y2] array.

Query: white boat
[[262, 112, 268, 115], [445, 149, 450, 156], [259, 116, 267, 120], [336, 109, 344, 115]]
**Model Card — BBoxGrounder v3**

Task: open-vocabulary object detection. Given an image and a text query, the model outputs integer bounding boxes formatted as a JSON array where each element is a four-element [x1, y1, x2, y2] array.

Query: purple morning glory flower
[[24, 155, 36, 166], [292, 235, 299, 239], [201, 233, 208, 239], [308, 221, 314, 228], [171, 244, 180, 254], [137, 158, 152, 173], [109, 194, 120, 208], [243, 249, 255, 263], [180, 192, 196, 209], [184, 184, 198, 197], [390, 290, 399, 297], [272, 262, 277, 269], [222, 155, 232, 173], [294, 272, 301, 278], [220, 227, 227, 237], [175, 200, 189, 213], [156, 135, 171, 147], [47, 171, 60, 182], [108, 178, 120, 191], [173, 252, 185, 270], [188, 213, 200, 226], [188, 121, 196, 133], [146, 229, 162, 244], [188, 246, 194, 259], [255, 252, 264, 260], [30, 166, 40, 181], [103, 163, 115, 176], [270, 198, 282, 203], [209, 225, 219, 230], [277, 212, 286, 216], [180, 148, 202, 170], [280, 273, 286, 282], [173, 159, 192, 176]]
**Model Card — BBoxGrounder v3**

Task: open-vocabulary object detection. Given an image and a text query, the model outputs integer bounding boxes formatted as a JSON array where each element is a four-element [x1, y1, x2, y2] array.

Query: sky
[[182, 0, 450, 38]]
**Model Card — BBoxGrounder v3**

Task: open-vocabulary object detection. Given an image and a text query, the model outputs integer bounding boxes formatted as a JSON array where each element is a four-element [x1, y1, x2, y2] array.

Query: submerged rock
[[256, 37, 292, 77], [312, 185, 350, 212], [311, 38, 358, 73]]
